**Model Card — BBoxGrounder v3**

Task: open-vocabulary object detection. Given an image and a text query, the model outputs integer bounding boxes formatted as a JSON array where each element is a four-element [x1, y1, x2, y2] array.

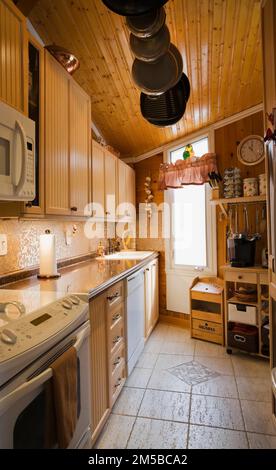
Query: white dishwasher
[[126, 269, 145, 375]]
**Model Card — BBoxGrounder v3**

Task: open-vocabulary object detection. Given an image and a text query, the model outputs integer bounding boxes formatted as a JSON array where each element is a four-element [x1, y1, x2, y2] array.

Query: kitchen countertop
[[0, 251, 158, 305]]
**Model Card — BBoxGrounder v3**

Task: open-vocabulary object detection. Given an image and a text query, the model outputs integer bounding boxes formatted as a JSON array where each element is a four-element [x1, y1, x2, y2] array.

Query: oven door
[[0, 322, 91, 449]]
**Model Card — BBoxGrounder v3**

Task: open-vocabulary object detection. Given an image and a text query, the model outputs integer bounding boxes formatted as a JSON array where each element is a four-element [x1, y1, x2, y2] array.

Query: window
[[167, 135, 216, 273]]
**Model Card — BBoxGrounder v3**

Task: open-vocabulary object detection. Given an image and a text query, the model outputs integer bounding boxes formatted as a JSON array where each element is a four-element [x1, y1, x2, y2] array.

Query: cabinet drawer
[[110, 342, 125, 376], [192, 318, 223, 336], [224, 271, 257, 284], [192, 329, 223, 345], [192, 310, 222, 324], [110, 359, 126, 406], [106, 281, 124, 309], [109, 317, 124, 355], [107, 302, 124, 330]]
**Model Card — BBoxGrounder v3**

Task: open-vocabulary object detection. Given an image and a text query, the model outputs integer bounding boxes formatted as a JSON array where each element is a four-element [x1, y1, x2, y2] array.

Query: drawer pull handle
[[234, 334, 246, 343], [113, 357, 121, 366], [113, 335, 121, 344], [238, 275, 243, 280], [71, 206, 78, 212], [115, 378, 122, 388], [112, 313, 121, 322], [107, 292, 120, 301]]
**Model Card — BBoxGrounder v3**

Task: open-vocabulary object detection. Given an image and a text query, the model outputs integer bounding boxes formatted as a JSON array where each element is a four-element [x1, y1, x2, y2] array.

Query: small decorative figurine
[[183, 143, 195, 160]]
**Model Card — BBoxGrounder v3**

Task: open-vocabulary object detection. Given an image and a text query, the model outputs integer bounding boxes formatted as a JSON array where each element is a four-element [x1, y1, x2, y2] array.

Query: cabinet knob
[[71, 206, 78, 212], [238, 275, 243, 280], [113, 335, 121, 344], [25, 201, 32, 208], [115, 378, 122, 388], [105, 211, 111, 215], [146, 268, 150, 271]]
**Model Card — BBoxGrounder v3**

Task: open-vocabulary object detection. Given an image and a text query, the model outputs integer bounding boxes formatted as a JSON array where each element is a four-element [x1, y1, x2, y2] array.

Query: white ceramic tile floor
[[95, 322, 276, 449]]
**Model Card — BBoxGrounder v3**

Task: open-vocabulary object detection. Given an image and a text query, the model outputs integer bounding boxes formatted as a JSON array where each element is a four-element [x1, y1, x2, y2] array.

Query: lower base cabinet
[[144, 259, 159, 339], [90, 280, 126, 446]]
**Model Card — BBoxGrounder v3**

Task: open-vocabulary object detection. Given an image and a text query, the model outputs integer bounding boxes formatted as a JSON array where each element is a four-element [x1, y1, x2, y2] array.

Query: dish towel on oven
[[51, 346, 78, 448]]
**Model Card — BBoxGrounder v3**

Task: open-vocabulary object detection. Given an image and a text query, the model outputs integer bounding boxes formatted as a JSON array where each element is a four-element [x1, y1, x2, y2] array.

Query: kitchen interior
[[0, 0, 276, 451]]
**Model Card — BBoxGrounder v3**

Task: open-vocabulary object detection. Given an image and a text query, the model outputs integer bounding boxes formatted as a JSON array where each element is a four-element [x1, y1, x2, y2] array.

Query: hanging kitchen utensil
[[140, 73, 189, 126], [130, 24, 170, 62], [132, 43, 183, 95], [126, 7, 166, 38], [227, 207, 235, 262], [102, 0, 169, 16]]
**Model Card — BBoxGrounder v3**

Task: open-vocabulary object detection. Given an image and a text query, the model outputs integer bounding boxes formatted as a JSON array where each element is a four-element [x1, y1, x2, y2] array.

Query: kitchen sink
[[102, 251, 154, 260]]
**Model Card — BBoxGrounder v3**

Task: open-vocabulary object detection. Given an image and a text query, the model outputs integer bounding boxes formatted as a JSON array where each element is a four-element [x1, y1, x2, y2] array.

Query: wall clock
[[237, 135, 265, 166]]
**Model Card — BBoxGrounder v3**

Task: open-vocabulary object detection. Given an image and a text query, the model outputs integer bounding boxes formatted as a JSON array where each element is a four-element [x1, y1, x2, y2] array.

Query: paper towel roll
[[39, 231, 59, 277]]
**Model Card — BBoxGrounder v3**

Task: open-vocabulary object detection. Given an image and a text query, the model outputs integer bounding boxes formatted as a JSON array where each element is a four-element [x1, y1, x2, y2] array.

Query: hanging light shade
[[102, 0, 169, 16], [140, 73, 190, 127], [132, 44, 183, 95], [126, 7, 166, 38], [130, 24, 170, 62]]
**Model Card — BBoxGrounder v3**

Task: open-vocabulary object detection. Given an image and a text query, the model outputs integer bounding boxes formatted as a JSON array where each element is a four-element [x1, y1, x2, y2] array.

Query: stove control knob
[[69, 295, 80, 305], [62, 299, 73, 310], [1, 328, 17, 344]]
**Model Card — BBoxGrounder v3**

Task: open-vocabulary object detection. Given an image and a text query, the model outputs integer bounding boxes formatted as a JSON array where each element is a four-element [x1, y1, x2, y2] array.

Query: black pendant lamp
[[140, 73, 190, 127], [102, 0, 169, 16]]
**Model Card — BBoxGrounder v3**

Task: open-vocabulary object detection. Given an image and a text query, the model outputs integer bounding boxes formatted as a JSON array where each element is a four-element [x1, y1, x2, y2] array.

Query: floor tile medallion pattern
[[168, 360, 220, 386]]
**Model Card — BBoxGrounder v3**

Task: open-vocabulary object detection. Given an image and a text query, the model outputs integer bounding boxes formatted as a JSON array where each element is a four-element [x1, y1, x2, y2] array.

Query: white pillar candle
[[39, 231, 58, 277]]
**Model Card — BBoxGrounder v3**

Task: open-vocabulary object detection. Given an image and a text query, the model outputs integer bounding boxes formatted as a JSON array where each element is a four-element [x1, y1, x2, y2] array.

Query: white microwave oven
[[0, 101, 35, 201]]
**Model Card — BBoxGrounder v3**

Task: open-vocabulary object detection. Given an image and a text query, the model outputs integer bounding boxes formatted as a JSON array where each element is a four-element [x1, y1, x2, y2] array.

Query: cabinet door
[[151, 259, 159, 327], [24, 34, 45, 215], [69, 81, 91, 216], [92, 140, 105, 218], [90, 293, 110, 444], [45, 52, 71, 215], [104, 150, 117, 219], [144, 265, 152, 339], [0, 0, 28, 114], [126, 165, 136, 219], [117, 159, 126, 217]]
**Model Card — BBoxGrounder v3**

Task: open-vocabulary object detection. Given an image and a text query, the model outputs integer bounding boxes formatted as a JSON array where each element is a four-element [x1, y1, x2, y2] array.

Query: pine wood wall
[[134, 111, 266, 318]]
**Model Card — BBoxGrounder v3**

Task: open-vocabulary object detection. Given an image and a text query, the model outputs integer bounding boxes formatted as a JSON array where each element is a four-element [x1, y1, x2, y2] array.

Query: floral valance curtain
[[158, 153, 218, 190]]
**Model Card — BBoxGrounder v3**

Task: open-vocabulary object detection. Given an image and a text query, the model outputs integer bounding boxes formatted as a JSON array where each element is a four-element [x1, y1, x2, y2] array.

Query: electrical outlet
[[0, 235, 7, 256], [65, 229, 72, 246]]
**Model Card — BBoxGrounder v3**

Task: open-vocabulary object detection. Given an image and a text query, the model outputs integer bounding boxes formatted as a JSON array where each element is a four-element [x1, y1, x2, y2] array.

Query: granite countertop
[[0, 251, 158, 305]]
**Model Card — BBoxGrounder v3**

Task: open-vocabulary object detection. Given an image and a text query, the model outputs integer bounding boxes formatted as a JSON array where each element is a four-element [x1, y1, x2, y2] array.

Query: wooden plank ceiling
[[29, 0, 263, 158]]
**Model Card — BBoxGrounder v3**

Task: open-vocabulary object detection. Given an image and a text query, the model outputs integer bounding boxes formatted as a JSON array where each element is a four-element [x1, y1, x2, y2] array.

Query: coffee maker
[[227, 206, 260, 267]]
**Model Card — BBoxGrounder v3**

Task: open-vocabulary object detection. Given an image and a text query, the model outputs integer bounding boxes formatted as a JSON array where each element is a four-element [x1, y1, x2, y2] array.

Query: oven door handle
[[0, 323, 90, 415], [0, 368, 53, 415]]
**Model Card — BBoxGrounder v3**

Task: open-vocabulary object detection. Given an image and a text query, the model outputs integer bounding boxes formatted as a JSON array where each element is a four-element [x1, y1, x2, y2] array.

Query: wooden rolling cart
[[190, 277, 224, 345], [222, 265, 269, 357]]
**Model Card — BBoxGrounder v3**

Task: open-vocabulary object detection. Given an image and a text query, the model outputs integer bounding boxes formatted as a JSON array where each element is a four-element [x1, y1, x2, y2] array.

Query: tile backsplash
[[0, 219, 106, 276]]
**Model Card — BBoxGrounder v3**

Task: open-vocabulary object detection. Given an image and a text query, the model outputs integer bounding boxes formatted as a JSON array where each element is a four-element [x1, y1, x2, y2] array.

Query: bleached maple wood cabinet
[[90, 280, 126, 446], [117, 158, 136, 220], [0, 0, 28, 114], [144, 259, 159, 340], [91, 140, 105, 218], [45, 51, 91, 216], [69, 80, 91, 216], [104, 149, 117, 220]]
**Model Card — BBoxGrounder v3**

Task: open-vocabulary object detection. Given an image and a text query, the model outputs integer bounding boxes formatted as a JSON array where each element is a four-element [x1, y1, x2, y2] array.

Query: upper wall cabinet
[[117, 158, 136, 221], [69, 81, 91, 216], [92, 140, 105, 218], [24, 33, 45, 215], [45, 51, 91, 216], [104, 149, 117, 220], [0, 0, 27, 114]]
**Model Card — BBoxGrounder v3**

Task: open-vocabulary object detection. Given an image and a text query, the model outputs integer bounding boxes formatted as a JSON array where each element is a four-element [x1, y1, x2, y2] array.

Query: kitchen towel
[[50, 346, 78, 448]]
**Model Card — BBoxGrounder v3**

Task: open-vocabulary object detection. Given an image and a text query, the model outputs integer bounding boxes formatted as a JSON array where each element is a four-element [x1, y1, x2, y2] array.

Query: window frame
[[164, 130, 217, 277]]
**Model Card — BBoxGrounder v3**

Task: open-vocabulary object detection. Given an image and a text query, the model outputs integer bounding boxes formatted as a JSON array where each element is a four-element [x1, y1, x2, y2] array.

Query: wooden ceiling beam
[[13, 0, 39, 17]]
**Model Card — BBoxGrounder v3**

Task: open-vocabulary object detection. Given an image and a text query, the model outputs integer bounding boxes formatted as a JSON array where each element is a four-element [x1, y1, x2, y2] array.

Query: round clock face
[[237, 135, 265, 166]]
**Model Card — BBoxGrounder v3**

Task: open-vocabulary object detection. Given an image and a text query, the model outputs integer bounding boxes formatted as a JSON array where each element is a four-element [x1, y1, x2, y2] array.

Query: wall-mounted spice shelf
[[210, 195, 267, 217]]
